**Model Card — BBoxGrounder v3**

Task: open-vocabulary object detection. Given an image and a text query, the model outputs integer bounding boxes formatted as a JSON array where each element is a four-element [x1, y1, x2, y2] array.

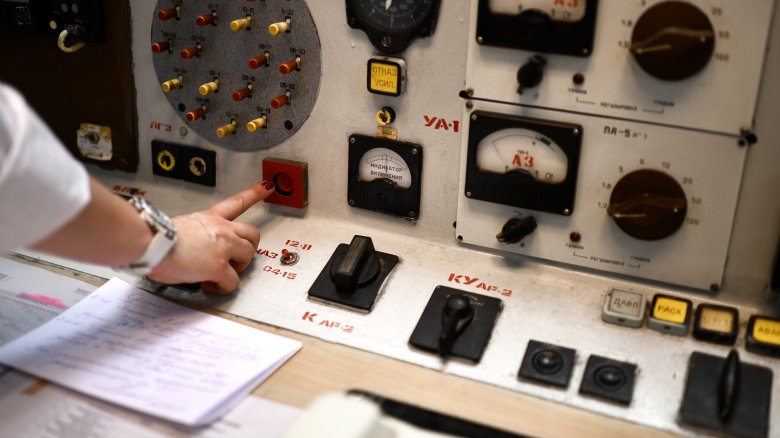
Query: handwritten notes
[[0, 277, 301, 426]]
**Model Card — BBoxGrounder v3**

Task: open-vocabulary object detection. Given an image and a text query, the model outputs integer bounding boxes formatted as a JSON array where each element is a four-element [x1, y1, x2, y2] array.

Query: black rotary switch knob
[[607, 169, 687, 241], [496, 216, 537, 244], [517, 55, 547, 94], [630, 1, 715, 81]]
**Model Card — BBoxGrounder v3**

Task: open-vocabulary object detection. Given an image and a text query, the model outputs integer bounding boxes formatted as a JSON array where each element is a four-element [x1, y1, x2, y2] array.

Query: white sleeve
[[0, 83, 92, 252]]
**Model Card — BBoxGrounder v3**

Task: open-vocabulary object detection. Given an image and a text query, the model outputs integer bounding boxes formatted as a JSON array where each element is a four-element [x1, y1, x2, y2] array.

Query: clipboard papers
[[0, 277, 302, 427]]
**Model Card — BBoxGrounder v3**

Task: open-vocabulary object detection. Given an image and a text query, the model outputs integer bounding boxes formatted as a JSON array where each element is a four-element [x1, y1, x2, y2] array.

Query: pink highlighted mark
[[18, 293, 67, 309]]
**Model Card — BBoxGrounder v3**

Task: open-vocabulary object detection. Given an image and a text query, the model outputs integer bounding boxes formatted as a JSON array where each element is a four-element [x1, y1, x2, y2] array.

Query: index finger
[[208, 180, 275, 220]]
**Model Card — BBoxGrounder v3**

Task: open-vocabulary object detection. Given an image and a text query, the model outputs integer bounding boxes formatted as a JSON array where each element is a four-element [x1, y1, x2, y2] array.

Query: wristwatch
[[118, 195, 177, 276]]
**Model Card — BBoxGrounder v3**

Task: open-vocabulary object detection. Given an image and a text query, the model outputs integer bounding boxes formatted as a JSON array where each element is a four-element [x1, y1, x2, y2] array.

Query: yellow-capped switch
[[747, 315, 780, 357], [198, 80, 219, 96], [693, 304, 738, 345], [216, 121, 236, 138], [268, 20, 290, 35], [246, 116, 267, 132], [367, 57, 406, 97], [161, 77, 182, 93], [230, 16, 251, 31], [648, 294, 692, 336]]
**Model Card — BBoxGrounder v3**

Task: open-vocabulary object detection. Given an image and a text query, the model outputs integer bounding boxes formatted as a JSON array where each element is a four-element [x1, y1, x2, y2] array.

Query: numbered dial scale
[[346, 0, 442, 54], [457, 103, 748, 290]]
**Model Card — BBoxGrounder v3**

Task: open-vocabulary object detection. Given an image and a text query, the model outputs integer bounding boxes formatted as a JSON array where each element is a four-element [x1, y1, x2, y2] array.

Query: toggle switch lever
[[718, 349, 740, 420], [331, 235, 380, 294], [438, 294, 474, 360]]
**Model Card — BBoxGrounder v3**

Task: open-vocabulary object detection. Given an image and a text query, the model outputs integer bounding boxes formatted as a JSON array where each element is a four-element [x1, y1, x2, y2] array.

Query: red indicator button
[[279, 59, 299, 74], [151, 41, 170, 53], [232, 87, 252, 102], [180, 46, 201, 59], [271, 94, 289, 109], [196, 14, 215, 26], [249, 55, 269, 69], [186, 108, 205, 122], [158, 8, 177, 21]]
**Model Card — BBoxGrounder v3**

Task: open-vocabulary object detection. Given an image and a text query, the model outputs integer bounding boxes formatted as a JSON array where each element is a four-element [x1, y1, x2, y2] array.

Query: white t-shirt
[[0, 83, 91, 252]]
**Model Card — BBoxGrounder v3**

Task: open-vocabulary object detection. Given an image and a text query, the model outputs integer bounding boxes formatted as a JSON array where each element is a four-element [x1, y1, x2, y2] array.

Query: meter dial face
[[489, 0, 587, 22], [476, 128, 568, 184], [358, 147, 413, 189], [353, 0, 437, 33]]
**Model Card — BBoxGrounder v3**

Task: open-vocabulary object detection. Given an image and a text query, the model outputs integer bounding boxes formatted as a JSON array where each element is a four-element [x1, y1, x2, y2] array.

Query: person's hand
[[147, 180, 275, 294]]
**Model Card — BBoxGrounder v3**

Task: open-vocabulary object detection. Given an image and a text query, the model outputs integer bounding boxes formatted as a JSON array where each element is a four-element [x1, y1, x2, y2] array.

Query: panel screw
[[573, 129, 580, 136], [408, 211, 416, 218], [348, 199, 355, 206], [471, 114, 477, 121], [477, 36, 484, 44], [466, 192, 472, 197], [350, 137, 356, 144], [563, 208, 571, 215], [412, 148, 418, 155], [179, 127, 188, 136], [465, 101, 474, 109]]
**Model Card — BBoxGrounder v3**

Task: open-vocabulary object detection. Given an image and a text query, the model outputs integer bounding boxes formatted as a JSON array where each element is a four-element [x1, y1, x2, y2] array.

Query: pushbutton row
[[601, 289, 780, 357]]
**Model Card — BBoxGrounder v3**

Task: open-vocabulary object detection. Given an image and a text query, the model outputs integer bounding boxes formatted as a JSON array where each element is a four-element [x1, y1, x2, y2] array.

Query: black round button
[[595, 366, 626, 390], [532, 350, 563, 374]]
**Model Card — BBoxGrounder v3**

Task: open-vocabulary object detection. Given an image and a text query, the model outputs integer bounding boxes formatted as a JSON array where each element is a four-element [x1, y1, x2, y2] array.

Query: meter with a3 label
[[465, 111, 582, 215]]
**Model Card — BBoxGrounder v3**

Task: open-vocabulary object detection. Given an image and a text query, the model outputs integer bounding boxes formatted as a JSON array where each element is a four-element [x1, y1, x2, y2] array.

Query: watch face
[[354, 0, 437, 33]]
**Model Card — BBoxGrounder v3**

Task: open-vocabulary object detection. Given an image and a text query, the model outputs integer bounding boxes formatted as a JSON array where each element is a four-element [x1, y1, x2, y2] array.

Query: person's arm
[[32, 178, 274, 294]]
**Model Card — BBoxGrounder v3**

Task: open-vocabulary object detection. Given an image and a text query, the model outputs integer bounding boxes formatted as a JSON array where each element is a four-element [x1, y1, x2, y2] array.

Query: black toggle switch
[[517, 55, 547, 94], [680, 350, 773, 438], [496, 216, 537, 244], [438, 294, 474, 359], [409, 286, 502, 363], [308, 235, 399, 312]]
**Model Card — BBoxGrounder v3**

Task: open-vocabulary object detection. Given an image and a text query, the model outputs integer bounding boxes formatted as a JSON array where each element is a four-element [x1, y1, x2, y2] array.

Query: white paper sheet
[[0, 277, 302, 427], [0, 370, 301, 438]]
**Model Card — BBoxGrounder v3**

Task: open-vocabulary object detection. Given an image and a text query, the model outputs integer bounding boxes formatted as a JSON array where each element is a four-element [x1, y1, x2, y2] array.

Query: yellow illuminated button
[[161, 78, 181, 93], [268, 21, 289, 35], [246, 116, 267, 132], [747, 315, 780, 357], [230, 17, 251, 31], [648, 294, 691, 336], [156, 149, 175, 172], [754, 318, 780, 344], [367, 57, 406, 97], [216, 121, 236, 138], [198, 81, 218, 96], [693, 304, 738, 345]]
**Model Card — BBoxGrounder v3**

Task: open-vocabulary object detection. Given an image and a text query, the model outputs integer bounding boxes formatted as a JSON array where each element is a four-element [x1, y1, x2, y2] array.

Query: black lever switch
[[680, 350, 773, 438], [438, 294, 474, 359], [410, 286, 502, 363], [496, 216, 537, 244], [308, 235, 398, 312]]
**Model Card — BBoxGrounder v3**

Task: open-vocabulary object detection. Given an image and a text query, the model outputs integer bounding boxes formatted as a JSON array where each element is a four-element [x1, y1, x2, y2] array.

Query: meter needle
[[385, 0, 393, 11]]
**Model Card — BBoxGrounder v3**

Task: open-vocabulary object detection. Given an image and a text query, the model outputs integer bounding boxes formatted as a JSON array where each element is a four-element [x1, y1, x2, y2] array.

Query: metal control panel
[[12, 0, 780, 436]]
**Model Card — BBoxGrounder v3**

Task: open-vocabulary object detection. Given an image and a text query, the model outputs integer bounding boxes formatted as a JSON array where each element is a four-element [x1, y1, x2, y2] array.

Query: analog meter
[[465, 111, 582, 215], [488, 0, 587, 22], [357, 147, 413, 189], [348, 134, 423, 219], [476, 128, 569, 184], [476, 0, 599, 56], [346, 0, 442, 54]]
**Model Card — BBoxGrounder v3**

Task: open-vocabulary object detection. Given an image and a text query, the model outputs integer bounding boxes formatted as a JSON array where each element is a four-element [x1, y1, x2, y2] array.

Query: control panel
[[9, 0, 780, 436]]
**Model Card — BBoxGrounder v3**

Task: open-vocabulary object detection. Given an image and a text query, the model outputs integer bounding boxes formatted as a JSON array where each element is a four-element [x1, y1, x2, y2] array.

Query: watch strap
[[125, 230, 177, 275]]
